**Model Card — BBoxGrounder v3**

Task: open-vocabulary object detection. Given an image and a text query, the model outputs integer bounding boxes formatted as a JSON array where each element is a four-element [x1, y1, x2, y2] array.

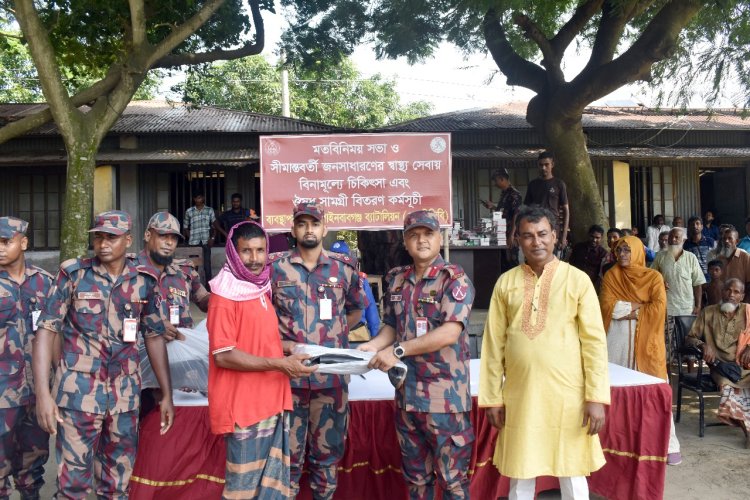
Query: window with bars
[[15, 171, 65, 250]]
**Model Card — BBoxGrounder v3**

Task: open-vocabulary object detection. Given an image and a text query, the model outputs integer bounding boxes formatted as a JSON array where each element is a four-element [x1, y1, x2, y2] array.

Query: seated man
[[686, 278, 750, 448]]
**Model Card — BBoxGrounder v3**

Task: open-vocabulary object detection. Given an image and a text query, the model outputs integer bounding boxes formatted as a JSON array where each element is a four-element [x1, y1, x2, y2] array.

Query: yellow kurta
[[479, 260, 610, 479]]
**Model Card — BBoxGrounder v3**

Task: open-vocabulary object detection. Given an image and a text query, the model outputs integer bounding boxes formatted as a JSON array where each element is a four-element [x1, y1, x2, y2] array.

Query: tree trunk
[[60, 139, 99, 261], [527, 96, 608, 245]]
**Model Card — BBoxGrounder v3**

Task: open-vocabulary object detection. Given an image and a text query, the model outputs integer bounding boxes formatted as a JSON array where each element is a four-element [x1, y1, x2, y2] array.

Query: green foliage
[[281, 0, 750, 108], [177, 56, 433, 127], [0, 29, 163, 102]]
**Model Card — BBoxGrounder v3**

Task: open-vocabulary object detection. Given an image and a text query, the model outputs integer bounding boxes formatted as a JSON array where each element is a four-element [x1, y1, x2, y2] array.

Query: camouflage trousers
[[395, 410, 474, 500], [223, 412, 290, 500], [290, 386, 349, 500], [0, 405, 49, 499], [55, 408, 138, 500]]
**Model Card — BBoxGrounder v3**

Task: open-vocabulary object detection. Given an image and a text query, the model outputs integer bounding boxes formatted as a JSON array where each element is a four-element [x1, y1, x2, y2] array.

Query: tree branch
[[587, 0, 656, 69], [550, 0, 604, 58], [128, 0, 147, 48], [152, 0, 264, 68], [482, 9, 546, 94], [512, 12, 564, 83], [13, 0, 79, 136], [568, 0, 703, 109], [0, 68, 121, 144], [144, 0, 226, 69]]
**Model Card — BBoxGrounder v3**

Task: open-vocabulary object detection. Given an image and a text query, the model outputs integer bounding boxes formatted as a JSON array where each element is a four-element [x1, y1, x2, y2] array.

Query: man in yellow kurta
[[479, 206, 610, 500]]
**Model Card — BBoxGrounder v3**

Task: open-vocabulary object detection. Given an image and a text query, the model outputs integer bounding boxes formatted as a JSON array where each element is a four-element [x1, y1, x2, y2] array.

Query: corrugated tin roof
[[0, 147, 259, 165], [453, 146, 750, 160], [2, 144, 748, 166], [0, 101, 337, 135], [384, 102, 750, 132]]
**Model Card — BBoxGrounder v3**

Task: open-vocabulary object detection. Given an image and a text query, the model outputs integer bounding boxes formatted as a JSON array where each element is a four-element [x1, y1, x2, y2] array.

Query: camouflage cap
[[89, 210, 131, 235], [293, 201, 325, 221], [0, 217, 28, 239], [147, 211, 183, 238], [403, 209, 441, 233]]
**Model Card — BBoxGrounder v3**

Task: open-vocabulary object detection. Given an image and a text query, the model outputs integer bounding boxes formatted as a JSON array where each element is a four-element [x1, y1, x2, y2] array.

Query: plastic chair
[[673, 314, 721, 437]]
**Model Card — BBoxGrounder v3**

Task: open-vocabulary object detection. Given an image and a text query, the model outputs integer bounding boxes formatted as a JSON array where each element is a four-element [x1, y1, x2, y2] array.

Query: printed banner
[[260, 133, 452, 231]]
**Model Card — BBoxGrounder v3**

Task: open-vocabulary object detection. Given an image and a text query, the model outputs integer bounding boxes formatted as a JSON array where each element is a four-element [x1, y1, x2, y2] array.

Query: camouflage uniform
[[269, 202, 365, 500], [37, 211, 164, 499], [135, 212, 209, 328], [384, 210, 476, 499], [0, 217, 54, 500]]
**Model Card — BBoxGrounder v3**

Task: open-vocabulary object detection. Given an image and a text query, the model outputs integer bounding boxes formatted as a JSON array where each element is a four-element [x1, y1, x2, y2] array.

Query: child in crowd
[[705, 259, 724, 306]]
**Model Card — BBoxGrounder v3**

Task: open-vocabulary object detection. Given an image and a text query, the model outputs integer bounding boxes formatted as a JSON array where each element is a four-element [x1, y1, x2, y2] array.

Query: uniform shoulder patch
[[60, 258, 88, 274], [328, 251, 357, 268], [442, 263, 465, 280], [173, 258, 196, 271]]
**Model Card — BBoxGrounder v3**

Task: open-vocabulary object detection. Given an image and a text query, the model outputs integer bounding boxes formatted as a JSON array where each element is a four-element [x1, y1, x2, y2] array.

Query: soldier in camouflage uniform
[[136, 211, 209, 339], [32, 211, 174, 499], [0, 217, 54, 500], [269, 202, 365, 499], [362, 209, 475, 499]]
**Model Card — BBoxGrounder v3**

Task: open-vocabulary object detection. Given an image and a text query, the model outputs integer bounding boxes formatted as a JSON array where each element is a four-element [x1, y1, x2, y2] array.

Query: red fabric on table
[[130, 406, 226, 500], [130, 383, 671, 500], [591, 383, 671, 500]]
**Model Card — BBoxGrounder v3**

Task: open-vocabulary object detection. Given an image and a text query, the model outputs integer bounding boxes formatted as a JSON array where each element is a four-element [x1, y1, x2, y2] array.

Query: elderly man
[[651, 227, 706, 367], [684, 216, 717, 281], [716, 228, 750, 302], [686, 278, 750, 448], [480, 206, 609, 500], [361, 210, 475, 498]]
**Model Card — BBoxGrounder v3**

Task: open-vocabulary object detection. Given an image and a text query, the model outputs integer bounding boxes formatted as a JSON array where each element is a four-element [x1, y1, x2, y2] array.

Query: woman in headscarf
[[600, 235, 682, 465], [600, 235, 667, 379]]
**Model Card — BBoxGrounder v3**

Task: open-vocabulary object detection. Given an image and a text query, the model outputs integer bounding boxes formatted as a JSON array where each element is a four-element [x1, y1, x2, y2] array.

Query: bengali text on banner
[[260, 133, 453, 231]]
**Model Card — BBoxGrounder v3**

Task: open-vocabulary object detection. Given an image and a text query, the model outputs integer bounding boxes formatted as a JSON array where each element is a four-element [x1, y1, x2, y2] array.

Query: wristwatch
[[393, 342, 406, 359]]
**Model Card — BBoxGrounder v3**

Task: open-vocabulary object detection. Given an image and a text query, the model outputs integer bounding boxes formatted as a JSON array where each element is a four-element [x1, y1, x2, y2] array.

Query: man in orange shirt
[[207, 221, 315, 499]]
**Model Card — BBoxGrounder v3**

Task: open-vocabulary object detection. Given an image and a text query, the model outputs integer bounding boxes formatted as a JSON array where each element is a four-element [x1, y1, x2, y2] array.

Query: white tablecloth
[[172, 360, 664, 406], [348, 360, 664, 402]]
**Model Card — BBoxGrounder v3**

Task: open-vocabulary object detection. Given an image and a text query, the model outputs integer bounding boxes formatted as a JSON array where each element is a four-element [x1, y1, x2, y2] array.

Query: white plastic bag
[[293, 344, 407, 388], [140, 319, 209, 393]]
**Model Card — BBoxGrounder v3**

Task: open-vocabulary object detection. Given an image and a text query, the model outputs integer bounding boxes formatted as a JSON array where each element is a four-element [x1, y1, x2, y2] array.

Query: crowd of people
[[2, 163, 749, 499]]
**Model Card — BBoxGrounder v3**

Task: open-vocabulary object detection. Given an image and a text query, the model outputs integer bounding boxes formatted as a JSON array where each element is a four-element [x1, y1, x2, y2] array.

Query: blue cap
[[330, 240, 351, 255]]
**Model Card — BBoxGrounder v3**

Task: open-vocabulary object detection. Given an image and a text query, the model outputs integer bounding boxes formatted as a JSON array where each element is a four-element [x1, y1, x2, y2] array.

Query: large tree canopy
[[178, 56, 433, 128], [0, 0, 273, 259], [281, 0, 750, 241]]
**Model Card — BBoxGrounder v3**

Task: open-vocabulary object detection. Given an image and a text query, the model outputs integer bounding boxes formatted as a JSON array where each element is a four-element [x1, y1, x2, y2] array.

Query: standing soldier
[[32, 211, 174, 499], [270, 202, 365, 499], [0, 217, 54, 499], [137, 211, 210, 340], [362, 209, 476, 499]]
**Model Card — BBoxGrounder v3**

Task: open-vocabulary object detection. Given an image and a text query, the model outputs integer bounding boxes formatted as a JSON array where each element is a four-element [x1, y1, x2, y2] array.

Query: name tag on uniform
[[168, 287, 187, 298], [390, 295, 402, 302], [416, 317, 429, 337], [77, 291, 103, 300], [276, 280, 297, 287], [123, 318, 138, 342], [169, 305, 180, 325], [31, 310, 41, 330], [320, 298, 333, 320]]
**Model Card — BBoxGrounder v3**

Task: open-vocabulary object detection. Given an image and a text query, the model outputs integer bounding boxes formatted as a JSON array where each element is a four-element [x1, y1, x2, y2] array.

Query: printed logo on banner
[[430, 137, 447, 154], [264, 140, 281, 156]]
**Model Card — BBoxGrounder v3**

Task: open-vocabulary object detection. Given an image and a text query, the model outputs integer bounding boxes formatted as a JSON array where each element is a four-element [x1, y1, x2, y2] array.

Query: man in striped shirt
[[183, 193, 216, 284]]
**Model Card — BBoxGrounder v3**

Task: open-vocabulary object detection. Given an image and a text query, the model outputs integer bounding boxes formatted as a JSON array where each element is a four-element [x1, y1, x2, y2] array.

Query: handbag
[[711, 359, 742, 383]]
